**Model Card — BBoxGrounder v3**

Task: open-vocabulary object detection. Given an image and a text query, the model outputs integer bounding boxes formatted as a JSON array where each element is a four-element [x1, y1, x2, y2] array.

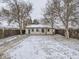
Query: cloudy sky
[[27, 0, 47, 19], [0, 0, 47, 19]]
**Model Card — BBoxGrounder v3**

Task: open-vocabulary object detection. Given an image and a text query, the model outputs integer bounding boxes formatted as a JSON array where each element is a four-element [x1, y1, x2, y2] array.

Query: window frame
[[48, 29, 50, 32], [32, 29, 34, 32], [36, 29, 39, 32], [42, 29, 44, 33]]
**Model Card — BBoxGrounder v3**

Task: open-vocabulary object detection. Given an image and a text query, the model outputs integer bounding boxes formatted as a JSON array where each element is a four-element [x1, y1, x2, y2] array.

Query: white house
[[26, 24, 55, 35]]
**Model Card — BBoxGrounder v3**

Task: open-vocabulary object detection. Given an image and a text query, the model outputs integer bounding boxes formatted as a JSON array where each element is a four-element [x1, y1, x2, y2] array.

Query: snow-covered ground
[[4, 35, 79, 59], [0, 36, 17, 46]]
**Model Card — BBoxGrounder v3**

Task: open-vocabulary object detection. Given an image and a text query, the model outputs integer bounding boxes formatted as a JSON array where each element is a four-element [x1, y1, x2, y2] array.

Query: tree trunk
[[65, 28, 69, 39], [20, 28, 22, 35], [2, 28, 4, 38], [51, 17, 55, 35], [19, 23, 23, 35], [52, 29, 55, 35], [19, 18, 23, 35]]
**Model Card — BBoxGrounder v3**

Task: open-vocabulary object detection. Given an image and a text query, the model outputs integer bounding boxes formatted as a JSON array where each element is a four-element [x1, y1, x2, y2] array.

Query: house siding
[[26, 28, 54, 35]]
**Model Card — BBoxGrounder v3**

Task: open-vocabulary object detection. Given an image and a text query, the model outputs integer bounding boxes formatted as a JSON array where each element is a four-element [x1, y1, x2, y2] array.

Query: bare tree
[[43, 0, 61, 35], [44, 0, 79, 38], [33, 19, 39, 24], [2, 0, 32, 35], [57, 0, 79, 39], [43, 0, 56, 29], [0, 8, 9, 16]]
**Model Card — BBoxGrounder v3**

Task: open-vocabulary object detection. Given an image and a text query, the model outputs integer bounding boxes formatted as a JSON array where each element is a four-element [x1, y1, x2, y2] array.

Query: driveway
[[3, 35, 79, 59]]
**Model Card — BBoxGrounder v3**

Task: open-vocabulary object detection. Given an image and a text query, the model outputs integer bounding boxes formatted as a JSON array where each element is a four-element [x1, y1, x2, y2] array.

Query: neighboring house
[[26, 24, 55, 35]]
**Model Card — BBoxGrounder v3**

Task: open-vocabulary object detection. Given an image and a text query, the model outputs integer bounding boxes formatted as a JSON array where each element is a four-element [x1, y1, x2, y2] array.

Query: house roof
[[26, 23, 79, 29], [26, 24, 52, 28]]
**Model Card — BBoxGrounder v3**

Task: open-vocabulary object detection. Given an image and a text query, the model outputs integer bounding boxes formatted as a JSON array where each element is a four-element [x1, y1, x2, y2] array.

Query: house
[[26, 24, 55, 35]]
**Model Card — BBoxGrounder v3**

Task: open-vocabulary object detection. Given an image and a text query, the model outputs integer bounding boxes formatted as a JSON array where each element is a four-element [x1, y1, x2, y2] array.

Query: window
[[42, 29, 44, 33], [32, 29, 34, 32], [36, 29, 39, 32], [48, 29, 50, 32], [28, 29, 30, 34]]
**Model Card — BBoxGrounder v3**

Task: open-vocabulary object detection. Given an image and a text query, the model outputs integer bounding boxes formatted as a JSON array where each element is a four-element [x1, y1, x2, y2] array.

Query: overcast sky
[[27, 0, 47, 19], [0, 0, 47, 19]]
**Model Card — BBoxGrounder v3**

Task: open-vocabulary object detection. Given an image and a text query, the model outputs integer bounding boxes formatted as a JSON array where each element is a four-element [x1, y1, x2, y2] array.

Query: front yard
[[2, 35, 79, 59]]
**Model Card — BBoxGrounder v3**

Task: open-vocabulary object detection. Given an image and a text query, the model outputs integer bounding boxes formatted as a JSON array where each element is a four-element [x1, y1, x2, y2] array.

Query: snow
[[0, 36, 17, 46], [4, 35, 79, 59], [26, 24, 52, 28], [6, 37, 17, 42]]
